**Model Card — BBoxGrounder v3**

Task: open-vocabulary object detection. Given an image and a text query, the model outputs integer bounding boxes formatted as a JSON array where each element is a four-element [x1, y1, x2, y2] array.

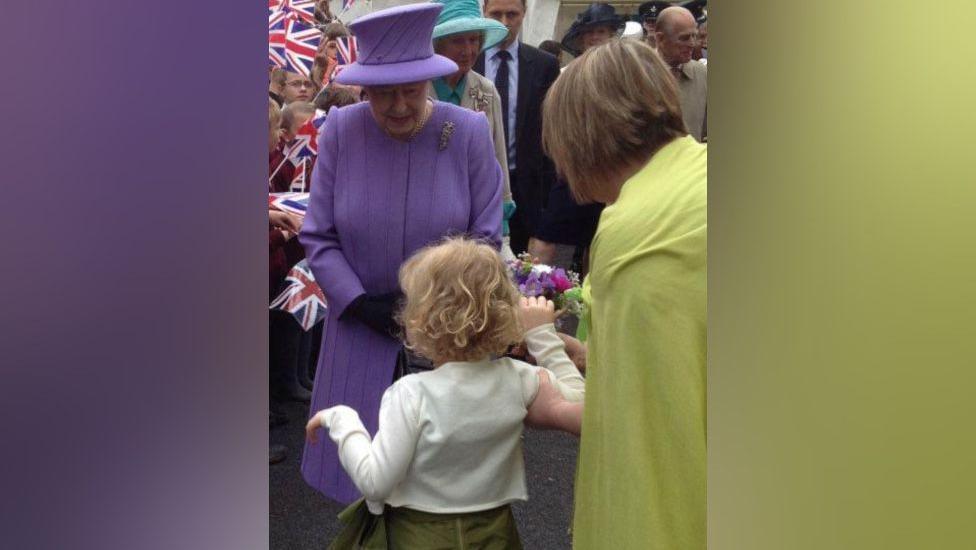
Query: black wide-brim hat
[[560, 2, 625, 57]]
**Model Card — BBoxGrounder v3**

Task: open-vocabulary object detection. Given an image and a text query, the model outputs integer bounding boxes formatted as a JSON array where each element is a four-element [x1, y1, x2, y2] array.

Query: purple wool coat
[[299, 101, 503, 504]]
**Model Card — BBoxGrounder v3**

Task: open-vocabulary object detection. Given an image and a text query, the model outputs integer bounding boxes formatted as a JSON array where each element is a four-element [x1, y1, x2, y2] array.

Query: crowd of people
[[269, 0, 707, 548]]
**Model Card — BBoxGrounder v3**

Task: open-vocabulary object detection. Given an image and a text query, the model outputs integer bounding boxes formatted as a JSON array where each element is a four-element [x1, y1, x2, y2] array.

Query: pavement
[[270, 399, 579, 549]]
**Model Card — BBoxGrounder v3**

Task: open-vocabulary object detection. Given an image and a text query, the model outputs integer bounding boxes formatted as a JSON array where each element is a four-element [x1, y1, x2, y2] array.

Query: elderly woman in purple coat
[[298, 3, 504, 505]]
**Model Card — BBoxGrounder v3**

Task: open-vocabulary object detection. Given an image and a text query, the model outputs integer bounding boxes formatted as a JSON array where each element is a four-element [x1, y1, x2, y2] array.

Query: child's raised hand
[[305, 412, 325, 444], [519, 296, 556, 332]]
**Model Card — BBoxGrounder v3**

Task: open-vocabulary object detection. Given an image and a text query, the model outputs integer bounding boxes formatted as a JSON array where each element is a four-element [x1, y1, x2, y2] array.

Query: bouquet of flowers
[[507, 253, 584, 319]]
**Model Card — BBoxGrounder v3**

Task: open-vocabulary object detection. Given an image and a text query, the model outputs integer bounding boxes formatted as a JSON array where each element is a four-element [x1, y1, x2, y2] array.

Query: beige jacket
[[428, 72, 512, 203], [676, 60, 708, 142]]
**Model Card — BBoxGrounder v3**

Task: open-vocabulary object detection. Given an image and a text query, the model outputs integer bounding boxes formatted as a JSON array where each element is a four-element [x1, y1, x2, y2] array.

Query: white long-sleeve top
[[315, 323, 585, 514]]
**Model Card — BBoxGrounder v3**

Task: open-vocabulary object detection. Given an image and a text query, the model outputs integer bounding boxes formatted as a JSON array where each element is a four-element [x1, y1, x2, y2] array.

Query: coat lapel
[[459, 73, 475, 110], [515, 44, 533, 144]]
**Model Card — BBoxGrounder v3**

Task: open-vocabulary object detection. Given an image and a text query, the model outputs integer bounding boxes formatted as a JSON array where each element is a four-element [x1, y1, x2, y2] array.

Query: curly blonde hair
[[397, 237, 521, 363]]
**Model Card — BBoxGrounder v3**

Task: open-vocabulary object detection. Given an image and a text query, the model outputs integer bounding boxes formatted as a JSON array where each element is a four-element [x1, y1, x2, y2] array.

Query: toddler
[[305, 237, 585, 548]]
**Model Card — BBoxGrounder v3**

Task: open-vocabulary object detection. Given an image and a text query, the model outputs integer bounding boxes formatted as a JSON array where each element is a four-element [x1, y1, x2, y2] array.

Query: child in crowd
[[268, 99, 300, 291], [269, 68, 286, 107], [306, 237, 585, 548], [277, 101, 317, 193], [279, 101, 317, 142], [269, 100, 295, 193], [269, 99, 307, 464], [269, 98, 311, 407]]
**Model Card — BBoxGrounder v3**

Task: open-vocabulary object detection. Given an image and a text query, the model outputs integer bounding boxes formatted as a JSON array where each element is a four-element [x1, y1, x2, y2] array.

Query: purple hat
[[335, 3, 459, 86]]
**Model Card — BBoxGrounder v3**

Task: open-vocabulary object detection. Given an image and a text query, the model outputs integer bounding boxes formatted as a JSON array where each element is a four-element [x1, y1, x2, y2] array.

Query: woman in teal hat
[[430, 0, 517, 260]]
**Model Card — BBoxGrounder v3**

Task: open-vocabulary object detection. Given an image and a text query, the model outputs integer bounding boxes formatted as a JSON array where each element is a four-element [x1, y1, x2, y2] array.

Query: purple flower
[[541, 275, 556, 289], [521, 272, 543, 297]]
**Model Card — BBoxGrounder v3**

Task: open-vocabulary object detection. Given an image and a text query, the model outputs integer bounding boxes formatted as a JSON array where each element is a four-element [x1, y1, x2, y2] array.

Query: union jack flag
[[269, 0, 316, 25], [291, 117, 319, 160], [269, 0, 317, 68], [336, 36, 358, 66], [290, 158, 307, 192], [269, 10, 288, 68], [328, 36, 358, 82], [270, 260, 328, 331], [312, 108, 328, 130], [284, 17, 322, 78], [270, 192, 309, 217]]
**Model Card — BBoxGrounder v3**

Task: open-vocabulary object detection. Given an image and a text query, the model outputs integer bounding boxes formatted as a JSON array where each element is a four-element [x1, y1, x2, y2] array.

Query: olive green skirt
[[328, 498, 522, 550]]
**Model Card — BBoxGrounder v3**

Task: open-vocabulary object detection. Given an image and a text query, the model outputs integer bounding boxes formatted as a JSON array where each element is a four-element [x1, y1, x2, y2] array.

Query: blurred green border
[[710, 1, 976, 548]]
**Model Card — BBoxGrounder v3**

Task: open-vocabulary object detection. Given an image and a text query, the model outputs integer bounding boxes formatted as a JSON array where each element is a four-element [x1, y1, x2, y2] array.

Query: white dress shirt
[[315, 324, 585, 514], [483, 39, 519, 170]]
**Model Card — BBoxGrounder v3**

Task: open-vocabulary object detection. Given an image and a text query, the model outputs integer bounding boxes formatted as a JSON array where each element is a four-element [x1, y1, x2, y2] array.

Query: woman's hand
[[519, 296, 556, 332], [525, 371, 583, 436], [270, 209, 303, 234], [557, 333, 587, 373], [347, 292, 403, 338]]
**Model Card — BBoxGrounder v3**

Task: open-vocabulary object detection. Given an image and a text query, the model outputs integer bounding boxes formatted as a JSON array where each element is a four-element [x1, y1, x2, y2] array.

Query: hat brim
[[576, 17, 626, 34], [560, 17, 625, 56], [432, 18, 510, 52], [334, 54, 459, 86]]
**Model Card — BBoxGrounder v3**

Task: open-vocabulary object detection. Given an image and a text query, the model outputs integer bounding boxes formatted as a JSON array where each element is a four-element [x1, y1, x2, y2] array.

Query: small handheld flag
[[270, 259, 327, 331], [290, 158, 307, 192], [291, 118, 319, 160]]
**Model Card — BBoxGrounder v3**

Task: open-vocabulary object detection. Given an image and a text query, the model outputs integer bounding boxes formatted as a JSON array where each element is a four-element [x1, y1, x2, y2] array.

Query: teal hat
[[431, 0, 510, 52]]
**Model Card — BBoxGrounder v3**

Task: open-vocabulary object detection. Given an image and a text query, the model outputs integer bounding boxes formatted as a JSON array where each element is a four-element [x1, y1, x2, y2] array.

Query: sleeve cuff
[[322, 405, 369, 448], [503, 200, 517, 221]]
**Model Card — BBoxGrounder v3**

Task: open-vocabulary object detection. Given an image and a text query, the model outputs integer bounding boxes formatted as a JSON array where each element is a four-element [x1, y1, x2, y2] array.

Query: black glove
[[344, 292, 402, 338]]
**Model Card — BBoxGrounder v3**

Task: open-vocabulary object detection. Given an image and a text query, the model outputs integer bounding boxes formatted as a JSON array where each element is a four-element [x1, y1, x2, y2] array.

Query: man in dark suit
[[476, 0, 560, 256]]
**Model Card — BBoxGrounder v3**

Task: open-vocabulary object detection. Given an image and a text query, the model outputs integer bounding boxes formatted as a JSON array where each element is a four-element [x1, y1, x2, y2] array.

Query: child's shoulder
[[499, 357, 545, 407], [495, 357, 544, 392], [499, 355, 539, 372], [382, 374, 426, 403]]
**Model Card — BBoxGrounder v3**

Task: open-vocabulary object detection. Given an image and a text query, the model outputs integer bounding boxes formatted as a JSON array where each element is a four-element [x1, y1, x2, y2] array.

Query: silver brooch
[[468, 88, 491, 113], [439, 121, 456, 151]]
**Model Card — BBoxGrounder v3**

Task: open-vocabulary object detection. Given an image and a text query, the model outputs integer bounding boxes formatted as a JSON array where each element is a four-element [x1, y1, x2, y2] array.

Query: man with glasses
[[281, 71, 317, 105], [656, 6, 706, 142]]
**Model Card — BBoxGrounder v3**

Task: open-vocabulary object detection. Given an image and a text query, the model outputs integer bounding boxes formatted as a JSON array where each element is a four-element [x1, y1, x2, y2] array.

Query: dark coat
[[477, 43, 604, 250], [475, 42, 560, 254], [534, 181, 603, 248]]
